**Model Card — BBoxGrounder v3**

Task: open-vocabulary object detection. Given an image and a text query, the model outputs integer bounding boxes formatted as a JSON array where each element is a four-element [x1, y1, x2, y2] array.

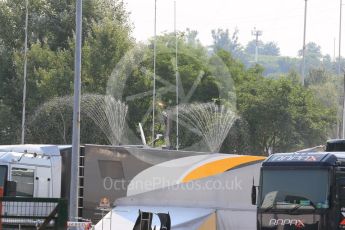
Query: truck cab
[[254, 140, 345, 230], [0, 145, 63, 198]]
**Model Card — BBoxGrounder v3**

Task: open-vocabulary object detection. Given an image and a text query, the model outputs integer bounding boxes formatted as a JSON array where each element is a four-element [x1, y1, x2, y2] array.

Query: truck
[[0, 144, 206, 224], [252, 139, 345, 230], [0, 145, 65, 198]]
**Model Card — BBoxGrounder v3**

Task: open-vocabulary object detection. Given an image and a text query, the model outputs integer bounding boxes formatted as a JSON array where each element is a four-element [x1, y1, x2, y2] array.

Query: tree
[[245, 40, 280, 56], [221, 118, 251, 154], [298, 42, 322, 59], [0, 0, 133, 144], [0, 103, 19, 144], [245, 40, 264, 56], [82, 17, 133, 94], [116, 33, 225, 148], [214, 49, 247, 85], [211, 28, 243, 59], [262, 42, 280, 56], [0, 0, 131, 50], [305, 68, 329, 87], [237, 76, 334, 155], [307, 73, 342, 138], [184, 28, 200, 46], [321, 54, 335, 72], [298, 42, 323, 75]]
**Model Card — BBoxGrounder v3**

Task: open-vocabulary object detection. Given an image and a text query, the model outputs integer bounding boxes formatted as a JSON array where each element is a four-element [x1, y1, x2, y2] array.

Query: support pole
[[69, 0, 82, 221], [21, 0, 29, 144], [339, 0, 343, 75], [152, 0, 157, 145], [251, 27, 262, 64], [343, 71, 345, 138], [175, 0, 179, 150], [302, 0, 308, 86]]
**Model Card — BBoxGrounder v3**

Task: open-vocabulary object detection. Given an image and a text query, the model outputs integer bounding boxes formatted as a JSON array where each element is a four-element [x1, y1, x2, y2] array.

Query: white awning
[[95, 206, 215, 230]]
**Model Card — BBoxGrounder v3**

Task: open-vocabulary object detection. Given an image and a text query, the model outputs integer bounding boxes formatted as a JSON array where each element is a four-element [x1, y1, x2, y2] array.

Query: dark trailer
[[253, 140, 345, 230]]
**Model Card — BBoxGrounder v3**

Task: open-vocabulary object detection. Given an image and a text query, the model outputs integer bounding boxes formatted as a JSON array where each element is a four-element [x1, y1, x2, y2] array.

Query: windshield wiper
[[261, 203, 291, 212], [262, 204, 274, 212], [288, 201, 316, 213]]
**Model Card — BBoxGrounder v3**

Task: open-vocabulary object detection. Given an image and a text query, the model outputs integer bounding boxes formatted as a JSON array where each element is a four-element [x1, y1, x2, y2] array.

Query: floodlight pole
[[251, 27, 262, 64], [343, 71, 345, 138], [21, 0, 29, 144], [301, 0, 308, 86], [152, 0, 157, 145], [174, 0, 179, 150], [70, 0, 82, 221], [339, 0, 343, 75]]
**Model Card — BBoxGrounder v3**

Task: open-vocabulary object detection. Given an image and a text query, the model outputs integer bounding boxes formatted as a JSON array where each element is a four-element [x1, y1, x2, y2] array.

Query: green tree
[[298, 42, 323, 75], [211, 28, 244, 59], [114, 33, 234, 148], [0, 0, 133, 144], [0, 0, 131, 50], [184, 28, 200, 46], [0, 103, 19, 144], [237, 76, 334, 155], [262, 42, 280, 56], [214, 49, 247, 85], [82, 17, 133, 94], [245, 40, 264, 55], [245, 40, 280, 56]]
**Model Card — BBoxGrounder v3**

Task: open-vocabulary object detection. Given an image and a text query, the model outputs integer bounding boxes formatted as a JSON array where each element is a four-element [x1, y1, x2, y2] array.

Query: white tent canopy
[[96, 154, 264, 229], [117, 163, 260, 210], [95, 206, 215, 230]]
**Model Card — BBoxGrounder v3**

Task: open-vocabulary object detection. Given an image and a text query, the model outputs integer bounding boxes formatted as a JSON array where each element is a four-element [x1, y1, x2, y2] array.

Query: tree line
[[211, 28, 343, 77]]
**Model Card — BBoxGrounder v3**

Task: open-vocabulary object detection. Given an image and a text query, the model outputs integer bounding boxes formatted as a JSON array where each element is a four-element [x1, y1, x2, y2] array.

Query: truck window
[[260, 169, 330, 210], [11, 167, 34, 197]]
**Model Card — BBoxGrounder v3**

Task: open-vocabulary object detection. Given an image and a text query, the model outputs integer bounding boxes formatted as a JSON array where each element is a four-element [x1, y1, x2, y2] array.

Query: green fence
[[0, 196, 68, 229]]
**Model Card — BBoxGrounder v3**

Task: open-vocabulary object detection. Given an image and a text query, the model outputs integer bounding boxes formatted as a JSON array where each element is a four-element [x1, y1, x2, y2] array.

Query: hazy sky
[[125, 0, 340, 57]]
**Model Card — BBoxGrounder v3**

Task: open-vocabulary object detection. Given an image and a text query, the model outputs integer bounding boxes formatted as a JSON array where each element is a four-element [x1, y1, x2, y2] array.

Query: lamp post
[[69, 0, 82, 221], [339, 0, 343, 75], [174, 0, 179, 150], [21, 0, 29, 144], [343, 71, 345, 138], [251, 27, 262, 64], [301, 0, 308, 86], [152, 0, 157, 146]]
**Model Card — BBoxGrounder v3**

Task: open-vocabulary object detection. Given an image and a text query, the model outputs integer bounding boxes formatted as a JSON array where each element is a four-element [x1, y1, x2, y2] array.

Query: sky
[[124, 0, 340, 58]]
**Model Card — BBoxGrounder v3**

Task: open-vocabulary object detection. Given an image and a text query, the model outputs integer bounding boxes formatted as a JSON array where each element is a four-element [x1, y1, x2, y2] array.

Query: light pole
[[21, 0, 29, 144], [152, 0, 157, 145], [174, 0, 179, 150], [339, 0, 343, 75], [301, 0, 308, 86], [70, 0, 82, 221], [251, 27, 262, 64], [343, 71, 345, 138]]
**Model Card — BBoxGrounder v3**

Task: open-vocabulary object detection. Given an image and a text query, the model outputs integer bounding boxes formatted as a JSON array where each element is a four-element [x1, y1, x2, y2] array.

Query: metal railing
[[0, 196, 68, 229]]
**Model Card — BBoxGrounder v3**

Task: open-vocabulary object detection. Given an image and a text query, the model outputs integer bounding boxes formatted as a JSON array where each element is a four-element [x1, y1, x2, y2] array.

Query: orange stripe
[[182, 156, 265, 183]]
